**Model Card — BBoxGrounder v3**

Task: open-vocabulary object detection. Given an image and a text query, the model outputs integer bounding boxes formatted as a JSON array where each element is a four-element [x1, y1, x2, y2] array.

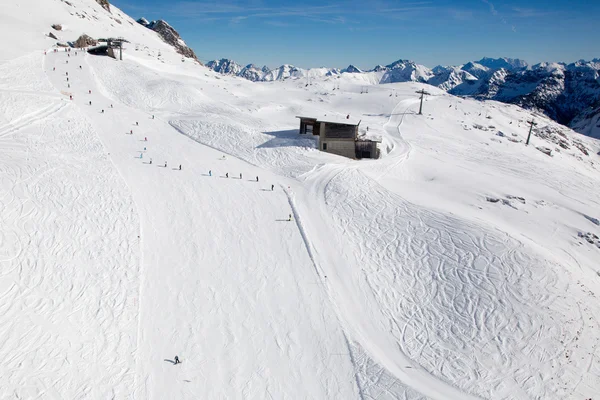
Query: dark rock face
[[49, 32, 58, 40], [146, 20, 198, 61], [95, 0, 110, 13], [51, 24, 62, 31], [74, 34, 98, 48]]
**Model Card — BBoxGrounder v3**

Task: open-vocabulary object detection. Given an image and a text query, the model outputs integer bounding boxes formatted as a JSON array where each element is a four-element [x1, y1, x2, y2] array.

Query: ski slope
[[1, 1, 600, 399]]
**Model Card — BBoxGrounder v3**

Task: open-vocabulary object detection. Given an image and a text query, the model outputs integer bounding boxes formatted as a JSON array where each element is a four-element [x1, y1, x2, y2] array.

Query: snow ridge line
[[282, 186, 325, 280], [283, 185, 366, 399], [342, 333, 366, 400]]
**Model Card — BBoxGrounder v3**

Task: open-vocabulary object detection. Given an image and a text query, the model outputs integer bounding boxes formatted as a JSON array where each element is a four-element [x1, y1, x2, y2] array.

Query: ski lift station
[[297, 116, 381, 159]]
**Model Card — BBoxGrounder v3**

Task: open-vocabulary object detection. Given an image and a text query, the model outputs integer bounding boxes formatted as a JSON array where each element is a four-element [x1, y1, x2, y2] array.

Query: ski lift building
[[296, 116, 380, 159]]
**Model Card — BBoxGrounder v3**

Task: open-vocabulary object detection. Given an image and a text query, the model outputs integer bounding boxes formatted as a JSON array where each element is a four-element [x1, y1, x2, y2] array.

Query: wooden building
[[297, 116, 380, 159]]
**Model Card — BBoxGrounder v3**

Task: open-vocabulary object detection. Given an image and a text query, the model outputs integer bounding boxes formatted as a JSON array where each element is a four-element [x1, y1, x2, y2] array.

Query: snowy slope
[[2, 1, 600, 399]]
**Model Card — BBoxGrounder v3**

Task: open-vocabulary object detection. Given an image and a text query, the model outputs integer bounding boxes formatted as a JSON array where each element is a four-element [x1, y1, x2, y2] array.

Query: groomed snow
[[1, 1, 600, 399]]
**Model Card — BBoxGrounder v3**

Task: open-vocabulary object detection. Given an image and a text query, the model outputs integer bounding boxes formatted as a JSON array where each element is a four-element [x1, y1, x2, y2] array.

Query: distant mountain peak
[[476, 57, 528, 71], [343, 65, 363, 73]]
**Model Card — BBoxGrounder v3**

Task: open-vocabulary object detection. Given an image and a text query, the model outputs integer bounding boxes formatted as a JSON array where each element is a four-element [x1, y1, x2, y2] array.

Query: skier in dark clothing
[[179, 165, 182, 170], [288, 214, 292, 221], [271, 184, 274, 191], [89, 101, 92, 106], [209, 170, 212, 176], [165, 161, 167, 168], [101, 109, 104, 113], [136, 122, 139, 126], [226, 173, 229, 178], [256, 176, 259, 182], [240, 173, 242, 179], [150, 159, 152, 165], [174, 356, 180, 365]]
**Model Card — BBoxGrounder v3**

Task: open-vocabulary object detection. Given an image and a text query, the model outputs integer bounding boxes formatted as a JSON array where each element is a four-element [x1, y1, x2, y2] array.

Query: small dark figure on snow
[[53, 67, 55, 71], [165, 161, 167, 168], [66, 72, 68, 76], [256, 176, 259, 182], [179, 165, 182, 170], [288, 214, 292, 221], [226, 173, 229, 178], [101, 109, 104, 113], [144, 137, 147, 141], [271, 185, 274, 191], [150, 159, 152, 165], [136, 122, 139, 126], [240, 173, 242, 179], [152, 115, 155, 119], [69, 95, 73, 100], [79, 66, 82, 69], [66, 78, 69, 82], [110, 104, 113, 108], [209, 170, 212, 176], [66, 60, 68, 64], [174, 356, 180, 365], [130, 130, 133, 134], [89, 90, 91, 94], [89, 101, 92, 105], [68, 84, 70, 88]]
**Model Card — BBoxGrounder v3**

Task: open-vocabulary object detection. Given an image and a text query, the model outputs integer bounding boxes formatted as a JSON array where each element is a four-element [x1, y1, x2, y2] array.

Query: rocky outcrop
[[95, 0, 110, 13], [51, 24, 62, 31], [136, 17, 149, 27], [49, 32, 58, 40], [74, 34, 97, 48], [146, 20, 198, 61]]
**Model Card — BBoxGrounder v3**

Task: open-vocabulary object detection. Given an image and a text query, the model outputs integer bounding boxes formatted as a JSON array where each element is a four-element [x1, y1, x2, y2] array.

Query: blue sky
[[114, 0, 599, 69]]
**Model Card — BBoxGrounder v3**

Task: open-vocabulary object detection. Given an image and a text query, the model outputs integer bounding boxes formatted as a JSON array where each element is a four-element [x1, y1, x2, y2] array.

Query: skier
[[271, 184, 274, 191], [66, 60, 68, 64], [288, 214, 292, 221], [226, 173, 229, 178], [68, 84, 70, 88], [256, 176, 259, 182], [174, 356, 180, 365], [140, 153, 143, 159], [164, 161, 167, 168], [53, 67, 55, 71], [66, 77, 69, 82], [79, 65, 82, 69], [144, 137, 147, 141], [130, 130, 133, 134], [136, 122, 139, 126], [66, 72, 68, 76], [101, 109, 104, 113], [89, 100, 92, 106], [240, 173, 242, 179], [152, 115, 155, 119], [150, 158, 152, 165], [69, 95, 73, 100], [110, 104, 113, 108], [89, 90, 91, 94], [209, 170, 212, 176], [144, 147, 146, 151], [179, 165, 182, 170]]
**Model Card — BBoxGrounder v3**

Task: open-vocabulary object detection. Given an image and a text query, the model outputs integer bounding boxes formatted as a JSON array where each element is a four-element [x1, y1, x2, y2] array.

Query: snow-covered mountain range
[[207, 56, 600, 138]]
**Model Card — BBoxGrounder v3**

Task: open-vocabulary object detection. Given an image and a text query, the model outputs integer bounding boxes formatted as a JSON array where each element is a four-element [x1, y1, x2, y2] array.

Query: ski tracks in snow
[[0, 57, 140, 398]]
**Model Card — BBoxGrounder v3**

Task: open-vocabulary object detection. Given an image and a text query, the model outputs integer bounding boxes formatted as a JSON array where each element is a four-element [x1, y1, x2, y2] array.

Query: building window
[[322, 143, 327, 150]]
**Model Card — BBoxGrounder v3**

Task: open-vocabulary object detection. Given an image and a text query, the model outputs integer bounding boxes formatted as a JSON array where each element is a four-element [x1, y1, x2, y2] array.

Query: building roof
[[297, 115, 361, 126]]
